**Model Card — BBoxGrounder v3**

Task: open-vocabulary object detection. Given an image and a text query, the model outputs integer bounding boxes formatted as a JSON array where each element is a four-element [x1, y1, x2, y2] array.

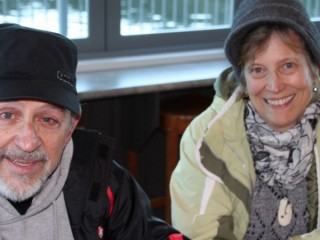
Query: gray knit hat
[[224, 0, 320, 79], [0, 23, 80, 115]]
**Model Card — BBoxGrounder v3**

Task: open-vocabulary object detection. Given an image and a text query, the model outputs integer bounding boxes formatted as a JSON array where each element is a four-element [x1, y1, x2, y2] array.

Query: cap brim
[[0, 78, 80, 115]]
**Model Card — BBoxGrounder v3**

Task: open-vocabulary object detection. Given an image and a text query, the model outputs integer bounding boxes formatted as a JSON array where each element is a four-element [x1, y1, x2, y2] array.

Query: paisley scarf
[[245, 100, 320, 189]]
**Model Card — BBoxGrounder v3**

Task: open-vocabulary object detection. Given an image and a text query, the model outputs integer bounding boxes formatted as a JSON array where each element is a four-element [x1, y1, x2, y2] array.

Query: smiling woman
[[170, 0, 320, 239], [241, 27, 316, 132]]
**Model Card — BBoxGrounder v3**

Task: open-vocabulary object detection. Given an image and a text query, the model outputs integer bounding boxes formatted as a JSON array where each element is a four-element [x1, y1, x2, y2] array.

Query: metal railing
[[121, 0, 233, 35], [0, 0, 88, 38], [0, 0, 319, 38], [121, 0, 320, 36]]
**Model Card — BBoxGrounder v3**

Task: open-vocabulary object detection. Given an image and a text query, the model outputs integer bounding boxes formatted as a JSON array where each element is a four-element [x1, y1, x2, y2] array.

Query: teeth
[[15, 162, 32, 166], [11, 159, 33, 166], [267, 95, 294, 106]]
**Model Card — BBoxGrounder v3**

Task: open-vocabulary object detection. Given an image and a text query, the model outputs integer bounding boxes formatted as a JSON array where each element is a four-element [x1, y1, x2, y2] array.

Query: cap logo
[[57, 70, 74, 87]]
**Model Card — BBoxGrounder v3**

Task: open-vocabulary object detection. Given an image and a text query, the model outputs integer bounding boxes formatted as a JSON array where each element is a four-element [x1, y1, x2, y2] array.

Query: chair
[[127, 94, 211, 223]]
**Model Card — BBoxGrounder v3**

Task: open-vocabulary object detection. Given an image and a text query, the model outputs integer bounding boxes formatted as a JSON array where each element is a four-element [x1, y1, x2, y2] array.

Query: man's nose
[[14, 121, 41, 152]]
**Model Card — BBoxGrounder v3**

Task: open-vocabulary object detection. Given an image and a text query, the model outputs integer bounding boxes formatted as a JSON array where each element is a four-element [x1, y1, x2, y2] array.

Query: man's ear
[[65, 114, 81, 143]]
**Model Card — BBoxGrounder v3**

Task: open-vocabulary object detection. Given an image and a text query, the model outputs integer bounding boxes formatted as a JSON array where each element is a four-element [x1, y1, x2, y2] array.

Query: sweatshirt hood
[[0, 140, 74, 240]]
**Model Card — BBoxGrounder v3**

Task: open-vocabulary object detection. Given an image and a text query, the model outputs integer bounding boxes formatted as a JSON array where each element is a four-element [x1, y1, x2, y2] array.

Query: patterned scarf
[[245, 100, 320, 189]]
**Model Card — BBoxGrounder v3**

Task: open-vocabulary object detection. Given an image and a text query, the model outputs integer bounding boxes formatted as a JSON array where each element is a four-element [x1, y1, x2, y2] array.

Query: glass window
[[0, 0, 89, 39], [120, 0, 233, 36], [301, 0, 320, 19], [0, 0, 319, 58]]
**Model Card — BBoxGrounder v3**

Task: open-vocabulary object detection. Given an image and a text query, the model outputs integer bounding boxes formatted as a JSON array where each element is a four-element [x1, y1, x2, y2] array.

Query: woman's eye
[[249, 67, 266, 78], [253, 68, 262, 73], [280, 62, 297, 74]]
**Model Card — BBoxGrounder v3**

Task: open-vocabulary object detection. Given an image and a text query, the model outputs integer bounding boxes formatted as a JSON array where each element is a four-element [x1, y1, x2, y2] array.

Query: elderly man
[[0, 23, 187, 240]]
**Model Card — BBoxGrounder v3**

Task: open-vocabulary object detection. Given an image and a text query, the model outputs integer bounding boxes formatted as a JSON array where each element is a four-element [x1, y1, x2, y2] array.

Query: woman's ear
[[310, 66, 320, 102]]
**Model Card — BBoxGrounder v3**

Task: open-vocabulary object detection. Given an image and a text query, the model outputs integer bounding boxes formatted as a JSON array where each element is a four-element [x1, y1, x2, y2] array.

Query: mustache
[[0, 149, 48, 163]]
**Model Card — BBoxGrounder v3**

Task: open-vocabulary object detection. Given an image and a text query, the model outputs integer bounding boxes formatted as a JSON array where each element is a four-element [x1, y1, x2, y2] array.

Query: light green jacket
[[170, 67, 320, 240]]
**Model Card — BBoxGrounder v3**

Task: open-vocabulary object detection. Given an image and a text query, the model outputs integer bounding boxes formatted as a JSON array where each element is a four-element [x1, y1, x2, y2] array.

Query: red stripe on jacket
[[106, 186, 114, 216]]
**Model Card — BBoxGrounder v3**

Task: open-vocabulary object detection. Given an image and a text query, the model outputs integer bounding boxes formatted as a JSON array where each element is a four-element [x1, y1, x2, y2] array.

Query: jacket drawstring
[[53, 200, 58, 240]]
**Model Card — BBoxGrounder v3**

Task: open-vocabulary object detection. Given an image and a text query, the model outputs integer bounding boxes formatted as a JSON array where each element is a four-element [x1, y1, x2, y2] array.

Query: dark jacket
[[63, 129, 188, 240]]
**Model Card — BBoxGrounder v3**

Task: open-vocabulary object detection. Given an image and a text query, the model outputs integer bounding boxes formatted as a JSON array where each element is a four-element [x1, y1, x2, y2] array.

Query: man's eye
[[0, 112, 13, 120], [284, 62, 294, 69], [42, 117, 58, 125]]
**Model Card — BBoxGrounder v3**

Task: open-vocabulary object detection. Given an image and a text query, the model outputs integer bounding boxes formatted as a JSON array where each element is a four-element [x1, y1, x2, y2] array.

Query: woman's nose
[[266, 72, 284, 93], [14, 121, 41, 152]]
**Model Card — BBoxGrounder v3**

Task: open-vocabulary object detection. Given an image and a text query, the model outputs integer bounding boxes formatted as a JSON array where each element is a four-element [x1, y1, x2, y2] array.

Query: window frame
[[105, 0, 232, 53], [74, 0, 320, 59], [74, 0, 105, 56], [76, 0, 240, 59]]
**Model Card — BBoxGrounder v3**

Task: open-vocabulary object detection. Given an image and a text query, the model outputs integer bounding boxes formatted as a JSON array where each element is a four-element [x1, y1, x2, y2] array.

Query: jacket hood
[[213, 67, 239, 101], [194, 68, 246, 183]]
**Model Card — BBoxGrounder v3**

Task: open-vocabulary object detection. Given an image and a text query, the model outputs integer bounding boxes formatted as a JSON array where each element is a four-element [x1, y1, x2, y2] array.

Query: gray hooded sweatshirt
[[0, 141, 74, 240]]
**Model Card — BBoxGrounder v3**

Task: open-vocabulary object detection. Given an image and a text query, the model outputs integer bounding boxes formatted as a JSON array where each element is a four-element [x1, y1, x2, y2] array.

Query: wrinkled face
[[244, 32, 314, 132], [0, 100, 79, 201]]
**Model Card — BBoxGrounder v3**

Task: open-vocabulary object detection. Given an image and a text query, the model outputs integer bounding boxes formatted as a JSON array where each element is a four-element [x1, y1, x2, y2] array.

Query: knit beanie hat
[[224, 0, 320, 79], [0, 23, 80, 115]]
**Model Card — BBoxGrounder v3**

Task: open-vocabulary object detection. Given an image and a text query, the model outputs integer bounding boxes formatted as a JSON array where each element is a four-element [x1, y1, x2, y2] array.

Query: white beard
[[0, 148, 50, 202], [0, 171, 49, 202]]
